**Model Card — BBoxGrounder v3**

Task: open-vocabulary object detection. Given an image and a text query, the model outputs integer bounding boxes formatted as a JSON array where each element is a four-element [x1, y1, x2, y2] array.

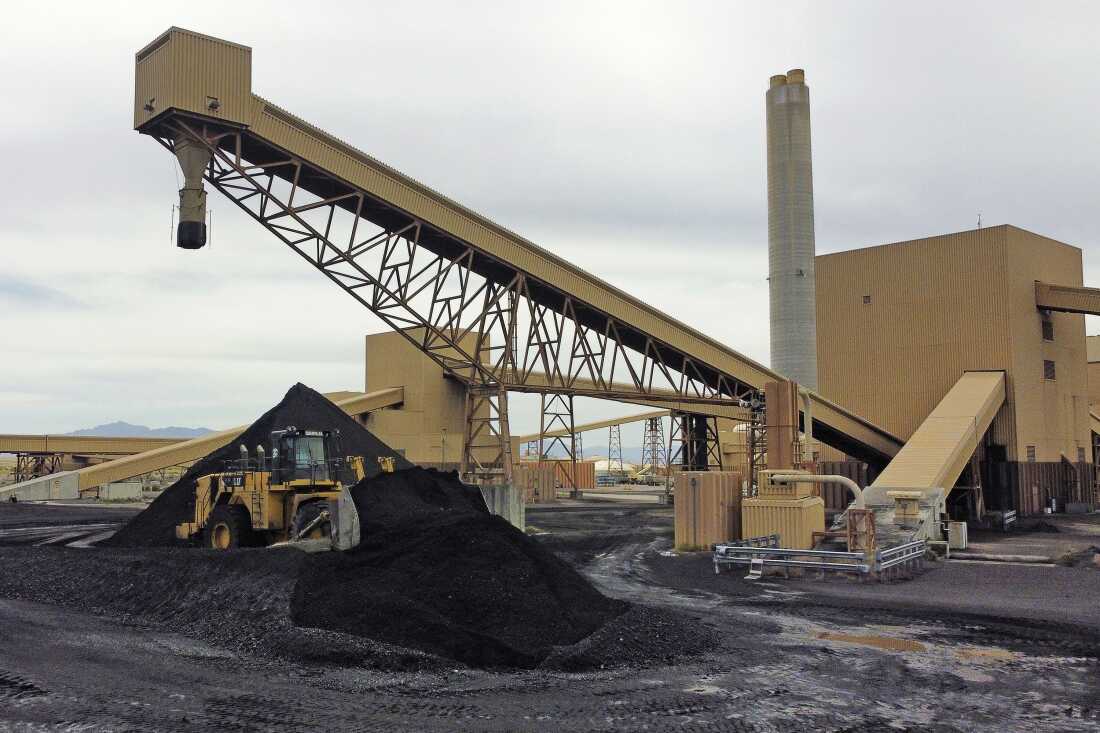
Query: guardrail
[[714, 535, 927, 581]]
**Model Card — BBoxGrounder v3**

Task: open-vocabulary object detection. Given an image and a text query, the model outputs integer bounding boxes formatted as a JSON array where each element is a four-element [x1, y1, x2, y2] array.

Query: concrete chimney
[[766, 68, 817, 390]]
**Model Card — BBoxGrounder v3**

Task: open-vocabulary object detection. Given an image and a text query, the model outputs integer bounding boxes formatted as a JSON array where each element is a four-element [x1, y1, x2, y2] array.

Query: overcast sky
[[2, 1, 1099, 437]]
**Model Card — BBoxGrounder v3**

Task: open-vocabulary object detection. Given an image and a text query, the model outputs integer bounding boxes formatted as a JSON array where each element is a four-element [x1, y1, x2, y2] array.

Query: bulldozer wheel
[[205, 505, 253, 550], [290, 500, 331, 541]]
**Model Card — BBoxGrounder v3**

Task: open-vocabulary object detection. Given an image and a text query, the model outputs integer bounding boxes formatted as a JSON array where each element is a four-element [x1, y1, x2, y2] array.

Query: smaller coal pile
[[106, 383, 411, 548], [294, 467, 626, 668]]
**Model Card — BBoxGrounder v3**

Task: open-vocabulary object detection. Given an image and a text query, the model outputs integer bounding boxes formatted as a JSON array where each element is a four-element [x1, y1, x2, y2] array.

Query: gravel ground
[[0, 501, 1097, 731]]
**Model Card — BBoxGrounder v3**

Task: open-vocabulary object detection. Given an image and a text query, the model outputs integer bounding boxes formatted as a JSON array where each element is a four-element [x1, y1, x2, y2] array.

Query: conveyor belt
[[869, 371, 1005, 494], [132, 27, 903, 467], [1035, 282, 1100, 315], [73, 387, 403, 490], [512, 410, 669, 445], [0, 435, 181, 456]]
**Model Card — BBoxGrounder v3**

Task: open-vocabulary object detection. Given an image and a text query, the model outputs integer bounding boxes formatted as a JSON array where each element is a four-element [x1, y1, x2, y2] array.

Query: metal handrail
[[715, 536, 928, 577]]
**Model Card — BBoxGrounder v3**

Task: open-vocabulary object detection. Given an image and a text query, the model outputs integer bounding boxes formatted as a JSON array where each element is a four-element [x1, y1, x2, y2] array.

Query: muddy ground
[[0, 501, 1098, 731]]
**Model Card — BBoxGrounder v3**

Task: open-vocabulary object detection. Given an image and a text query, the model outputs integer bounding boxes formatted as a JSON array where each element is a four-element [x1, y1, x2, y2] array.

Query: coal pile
[[294, 508, 625, 668], [104, 384, 628, 668], [294, 465, 625, 668], [107, 383, 412, 548]]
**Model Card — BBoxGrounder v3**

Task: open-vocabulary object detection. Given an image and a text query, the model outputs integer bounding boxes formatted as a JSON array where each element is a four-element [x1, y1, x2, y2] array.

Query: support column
[[460, 383, 513, 486], [539, 393, 578, 498]]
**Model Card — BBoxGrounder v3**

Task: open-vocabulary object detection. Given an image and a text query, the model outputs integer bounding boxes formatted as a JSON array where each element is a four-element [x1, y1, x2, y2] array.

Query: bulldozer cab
[[270, 427, 342, 485]]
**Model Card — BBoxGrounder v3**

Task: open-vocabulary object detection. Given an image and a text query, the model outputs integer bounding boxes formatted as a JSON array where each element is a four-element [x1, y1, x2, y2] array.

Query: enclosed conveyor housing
[[0, 388, 404, 500], [850, 371, 1006, 546], [868, 370, 1006, 497]]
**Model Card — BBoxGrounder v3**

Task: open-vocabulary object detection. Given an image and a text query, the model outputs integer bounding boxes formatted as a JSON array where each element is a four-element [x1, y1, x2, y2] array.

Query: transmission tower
[[640, 417, 667, 485], [608, 425, 625, 482]]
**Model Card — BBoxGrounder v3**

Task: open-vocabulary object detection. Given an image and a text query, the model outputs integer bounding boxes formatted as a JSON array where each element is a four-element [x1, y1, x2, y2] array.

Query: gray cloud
[[0, 275, 81, 309]]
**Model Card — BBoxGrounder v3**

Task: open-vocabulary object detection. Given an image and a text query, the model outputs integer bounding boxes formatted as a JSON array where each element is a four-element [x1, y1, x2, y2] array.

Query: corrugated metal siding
[[817, 227, 1014, 446], [814, 460, 869, 510], [0, 435, 181, 455], [871, 371, 1005, 490], [513, 463, 557, 503], [741, 496, 825, 549], [1009, 461, 1092, 514], [674, 471, 743, 549], [1004, 227, 1090, 465], [1034, 282, 1100, 315], [134, 28, 251, 130]]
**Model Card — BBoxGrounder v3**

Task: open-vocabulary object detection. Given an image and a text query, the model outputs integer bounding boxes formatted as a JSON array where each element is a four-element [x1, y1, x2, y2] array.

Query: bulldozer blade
[[328, 486, 361, 551]]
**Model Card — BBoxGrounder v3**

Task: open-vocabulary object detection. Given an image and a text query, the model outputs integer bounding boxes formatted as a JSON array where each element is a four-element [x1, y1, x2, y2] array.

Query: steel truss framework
[[461, 385, 512, 484], [640, 417, 668, 482], [746, 391, 767, 495], [608, 425, 625, 479], [539, 394, 577, 493], [668, 413, 723, 472], [150, 116, 756, 481], [14, 453, 63, 483]]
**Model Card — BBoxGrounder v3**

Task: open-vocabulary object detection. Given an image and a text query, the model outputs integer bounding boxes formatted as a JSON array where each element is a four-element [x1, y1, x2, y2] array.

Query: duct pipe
[[173, 134, 212, 249], [799, 387, 814, 462], [771, 473, 864, 509]]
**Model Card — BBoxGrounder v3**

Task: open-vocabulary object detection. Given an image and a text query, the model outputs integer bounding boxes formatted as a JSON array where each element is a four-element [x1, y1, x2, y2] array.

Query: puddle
[[956, 647, 1016, 662], [816, 631, 926, 653]]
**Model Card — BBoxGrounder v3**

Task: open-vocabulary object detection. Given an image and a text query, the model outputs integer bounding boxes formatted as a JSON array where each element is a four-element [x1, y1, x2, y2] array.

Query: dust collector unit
[[766, 69, 817, 390]]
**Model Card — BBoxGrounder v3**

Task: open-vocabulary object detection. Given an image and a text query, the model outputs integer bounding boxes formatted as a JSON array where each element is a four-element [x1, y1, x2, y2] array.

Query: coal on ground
[[106, 383, 412, 548], [55, 384, 714, 670], [293, 512, 626, 668]]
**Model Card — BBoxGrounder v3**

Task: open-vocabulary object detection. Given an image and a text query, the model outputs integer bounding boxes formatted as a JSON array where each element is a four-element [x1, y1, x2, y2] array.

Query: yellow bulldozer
[[176, 426, 375, 551]]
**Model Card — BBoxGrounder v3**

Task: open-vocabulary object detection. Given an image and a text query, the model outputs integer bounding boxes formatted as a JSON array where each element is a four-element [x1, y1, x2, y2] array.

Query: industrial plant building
[[817, 224, 1097, 516]]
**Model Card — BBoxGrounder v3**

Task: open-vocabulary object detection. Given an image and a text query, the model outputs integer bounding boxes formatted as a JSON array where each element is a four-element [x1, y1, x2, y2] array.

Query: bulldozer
[[175, 426, 373, 551]]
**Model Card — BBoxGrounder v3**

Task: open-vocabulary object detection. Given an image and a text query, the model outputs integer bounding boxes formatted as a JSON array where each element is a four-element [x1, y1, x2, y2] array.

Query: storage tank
[[766, 69, 817, 389]]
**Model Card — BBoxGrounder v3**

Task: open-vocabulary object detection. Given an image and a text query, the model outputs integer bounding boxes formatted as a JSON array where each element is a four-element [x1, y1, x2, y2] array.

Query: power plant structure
[[1, 24, 1099, 729], [766, 69, 818, 390], [3, 29, 1099, 554]]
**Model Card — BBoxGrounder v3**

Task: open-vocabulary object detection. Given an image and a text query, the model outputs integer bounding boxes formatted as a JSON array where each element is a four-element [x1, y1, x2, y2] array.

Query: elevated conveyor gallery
[[1035, 282, 1100, 315], [131, 27, 903, 468], [0, 388, 404, 498], [0, 435, 182, 456], [867, 371, 1006, 497]]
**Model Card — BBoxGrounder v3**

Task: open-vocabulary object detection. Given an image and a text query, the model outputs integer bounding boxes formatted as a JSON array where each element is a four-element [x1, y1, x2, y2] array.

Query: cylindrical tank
[[766, 69, 817, 389]]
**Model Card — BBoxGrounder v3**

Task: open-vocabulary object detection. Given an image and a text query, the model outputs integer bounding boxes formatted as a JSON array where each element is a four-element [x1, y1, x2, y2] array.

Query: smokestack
[[766, 68, 817, 390]]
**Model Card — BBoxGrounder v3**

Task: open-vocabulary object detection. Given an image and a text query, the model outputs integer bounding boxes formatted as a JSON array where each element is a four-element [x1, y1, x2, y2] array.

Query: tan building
[[816, 225, 1093, 514], [1087, 335, 1100, 408], [361, 330, 472, 467]]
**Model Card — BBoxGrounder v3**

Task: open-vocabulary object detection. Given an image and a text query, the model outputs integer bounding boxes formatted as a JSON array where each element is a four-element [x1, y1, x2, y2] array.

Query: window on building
[[862, 295, 871, 304], [1026, 445, 1036, 462], [1043, 360, 1056, 380], [1041, 317, 1054, 341]]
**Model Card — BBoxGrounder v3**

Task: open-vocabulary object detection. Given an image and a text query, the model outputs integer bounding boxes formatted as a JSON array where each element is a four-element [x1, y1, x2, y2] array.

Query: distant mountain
[[67, 421, 213, 439]]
